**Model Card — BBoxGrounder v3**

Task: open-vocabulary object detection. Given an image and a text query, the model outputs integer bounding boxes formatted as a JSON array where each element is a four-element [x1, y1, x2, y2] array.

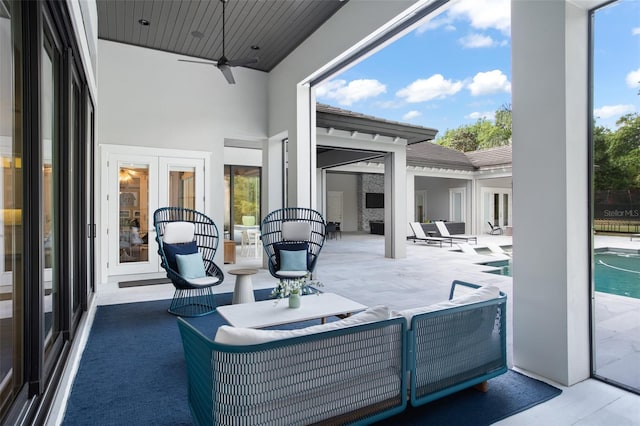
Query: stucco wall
[[326, 173, 359, 232]]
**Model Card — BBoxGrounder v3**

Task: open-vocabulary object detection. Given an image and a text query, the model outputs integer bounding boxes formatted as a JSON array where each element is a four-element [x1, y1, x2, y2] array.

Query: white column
[[511, 0, 590, 386], [384, 150, 407, 259], [406, 171, 415, 238], [285, 85, 314, 208]]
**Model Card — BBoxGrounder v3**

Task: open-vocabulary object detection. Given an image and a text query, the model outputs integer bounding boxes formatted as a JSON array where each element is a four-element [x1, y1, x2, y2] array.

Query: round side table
[[228, 268, 258, 304]]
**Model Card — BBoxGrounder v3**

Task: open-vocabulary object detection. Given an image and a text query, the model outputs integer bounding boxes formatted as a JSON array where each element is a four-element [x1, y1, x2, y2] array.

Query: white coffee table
[[216, 292, 367, 329]]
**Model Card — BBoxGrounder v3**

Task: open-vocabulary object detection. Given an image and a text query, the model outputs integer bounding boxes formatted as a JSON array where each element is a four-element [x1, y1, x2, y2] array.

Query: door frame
[[99, 144, 211, 283]]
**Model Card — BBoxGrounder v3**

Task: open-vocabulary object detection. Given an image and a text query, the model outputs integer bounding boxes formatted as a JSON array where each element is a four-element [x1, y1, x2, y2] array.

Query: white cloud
[[448, 0, 511, 34], [594, 104, 636, 119], [466, 111, 494, 120], [396, 74, 464, 103], [468, 70, 511, 96], [416, 16, 456, 34], [403, 110, 422, 121], [459, 33, 495, 48], [315, 79, 386, 106], [633, 27, 640, 35], [626, 68, 640, 88]]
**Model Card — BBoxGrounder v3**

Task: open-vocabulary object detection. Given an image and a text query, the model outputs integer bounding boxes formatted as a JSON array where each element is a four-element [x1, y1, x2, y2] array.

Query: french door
[[104, 147, 205, 276], [482, 188, 512, 229]]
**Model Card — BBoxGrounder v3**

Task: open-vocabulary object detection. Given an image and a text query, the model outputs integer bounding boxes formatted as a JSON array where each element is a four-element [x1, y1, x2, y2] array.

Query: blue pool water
[[595, 252, 640, 299], [484, 260, 511, 276], [483, 251, 640, 299]]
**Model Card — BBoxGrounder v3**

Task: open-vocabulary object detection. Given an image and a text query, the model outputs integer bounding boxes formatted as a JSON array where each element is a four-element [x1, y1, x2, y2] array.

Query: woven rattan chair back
[[153, 207, 224, 316], [260, 207, 326, 279]]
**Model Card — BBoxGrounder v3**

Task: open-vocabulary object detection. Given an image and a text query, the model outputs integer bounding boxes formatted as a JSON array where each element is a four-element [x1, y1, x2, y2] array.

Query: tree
[[437, 105, 512, 152], [593, 113, 640, 190]]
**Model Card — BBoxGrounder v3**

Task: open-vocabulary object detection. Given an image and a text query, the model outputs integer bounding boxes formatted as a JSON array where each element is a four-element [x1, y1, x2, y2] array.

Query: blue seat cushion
[[163, 241, 198, 271], [175, 252, 207, 279], [273, 242, 310, 271]]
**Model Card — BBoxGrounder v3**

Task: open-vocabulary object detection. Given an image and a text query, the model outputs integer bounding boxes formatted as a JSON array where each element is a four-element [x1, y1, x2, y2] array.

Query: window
[[224, 165, 261, 242]]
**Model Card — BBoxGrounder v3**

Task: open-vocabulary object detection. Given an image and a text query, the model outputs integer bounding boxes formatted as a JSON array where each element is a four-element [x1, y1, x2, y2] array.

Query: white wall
[[224, 147, 262, 167], [326, 173, 359, 232], [98, 40, 269, 276], [98, 41, 268, 151], [415, 177, 468, 222]]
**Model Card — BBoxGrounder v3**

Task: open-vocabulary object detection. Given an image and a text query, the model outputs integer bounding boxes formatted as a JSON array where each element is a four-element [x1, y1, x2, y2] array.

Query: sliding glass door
[[590, 0, 640, 394]]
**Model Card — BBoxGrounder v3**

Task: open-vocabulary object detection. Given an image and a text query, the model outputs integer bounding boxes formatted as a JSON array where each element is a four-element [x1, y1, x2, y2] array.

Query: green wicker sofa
[[177, 281, 507, 425]]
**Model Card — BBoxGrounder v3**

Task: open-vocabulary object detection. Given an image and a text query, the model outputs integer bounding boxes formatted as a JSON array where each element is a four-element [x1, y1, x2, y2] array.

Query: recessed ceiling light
[[191, 30, 204, 39], [138, 19, 150, 26], [251, 45, 260, 50]]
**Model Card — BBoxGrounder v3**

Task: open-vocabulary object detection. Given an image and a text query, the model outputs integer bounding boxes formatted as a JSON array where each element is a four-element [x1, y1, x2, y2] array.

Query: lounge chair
[[487, 243, 511, 257], [434, 221, 478, 244], [409, 222, 452, 247], [457, 243, 478, 255], [487, 221, 503, 235]]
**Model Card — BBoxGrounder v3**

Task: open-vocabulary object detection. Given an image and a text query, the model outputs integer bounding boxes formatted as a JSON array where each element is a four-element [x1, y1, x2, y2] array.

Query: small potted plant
[[270, 275, 323, 308]]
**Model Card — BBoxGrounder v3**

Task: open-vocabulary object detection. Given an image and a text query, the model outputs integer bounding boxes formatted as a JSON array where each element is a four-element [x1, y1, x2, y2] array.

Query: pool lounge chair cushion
[[214, 305, 391, 345]]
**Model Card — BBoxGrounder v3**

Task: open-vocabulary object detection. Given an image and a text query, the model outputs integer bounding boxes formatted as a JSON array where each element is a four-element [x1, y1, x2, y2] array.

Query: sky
[[315, 0, 640, 138]]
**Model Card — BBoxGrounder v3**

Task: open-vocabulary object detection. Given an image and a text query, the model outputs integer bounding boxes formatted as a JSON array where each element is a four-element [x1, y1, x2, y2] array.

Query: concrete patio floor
[[90, 232, 640, 425]]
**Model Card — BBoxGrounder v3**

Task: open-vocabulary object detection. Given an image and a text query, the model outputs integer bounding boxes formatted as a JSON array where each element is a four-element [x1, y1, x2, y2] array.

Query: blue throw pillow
[[175, 253, 207, 279], [273, 242, 309, 270], [163, 241, 198, 271], [279, 249, 308, 271]]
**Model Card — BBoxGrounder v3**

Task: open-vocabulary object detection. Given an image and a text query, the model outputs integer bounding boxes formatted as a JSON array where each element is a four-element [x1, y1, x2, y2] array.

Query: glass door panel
[[449, 188, 465, 222], [42, 27, 59, 352], [0, 0, 23, 412], [159, 157, 204, 212], [415, 190, 427, 222], [228, 166, 260, 242], [119, 165, 148, 264], [591, 0, 640, 393], [108, 154, 158, 275]]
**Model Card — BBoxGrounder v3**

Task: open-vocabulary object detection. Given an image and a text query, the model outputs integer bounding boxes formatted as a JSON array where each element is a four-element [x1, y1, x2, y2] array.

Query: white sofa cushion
[[395, 285, 500, 326], [214, 305, 391, 345]]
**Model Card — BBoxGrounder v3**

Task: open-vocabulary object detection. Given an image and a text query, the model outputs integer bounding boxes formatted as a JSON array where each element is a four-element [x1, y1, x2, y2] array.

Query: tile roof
[[465, 145, 513, 168]]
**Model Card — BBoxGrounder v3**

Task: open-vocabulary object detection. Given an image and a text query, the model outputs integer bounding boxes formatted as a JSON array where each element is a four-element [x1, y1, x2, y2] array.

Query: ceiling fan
[[178, 0, 258, 84]]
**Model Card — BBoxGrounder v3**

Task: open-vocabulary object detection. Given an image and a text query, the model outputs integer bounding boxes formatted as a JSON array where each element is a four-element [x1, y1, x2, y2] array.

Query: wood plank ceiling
[[96, 0, 347, 72]]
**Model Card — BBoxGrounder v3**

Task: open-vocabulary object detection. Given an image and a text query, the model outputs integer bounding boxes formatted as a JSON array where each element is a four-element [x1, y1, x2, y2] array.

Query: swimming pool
[[594, 251, 640, 299], [482, 251, 640, 299], [483, 259, 511, 276]]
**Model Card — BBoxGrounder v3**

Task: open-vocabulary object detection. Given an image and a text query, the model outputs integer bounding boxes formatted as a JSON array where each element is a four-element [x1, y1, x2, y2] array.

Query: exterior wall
[[414, 176, 469, 222], [326, 173, 359, 232]]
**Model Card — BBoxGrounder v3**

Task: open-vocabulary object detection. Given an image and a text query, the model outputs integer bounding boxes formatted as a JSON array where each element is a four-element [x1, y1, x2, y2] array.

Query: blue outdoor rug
[[62, 290, 561, 425]]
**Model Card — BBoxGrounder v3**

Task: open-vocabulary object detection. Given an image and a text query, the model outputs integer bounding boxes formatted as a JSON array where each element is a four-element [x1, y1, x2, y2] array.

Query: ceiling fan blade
[[218, 64, 236, 84], [227, 57, 258, 67], [178, 59, 217, 66]]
